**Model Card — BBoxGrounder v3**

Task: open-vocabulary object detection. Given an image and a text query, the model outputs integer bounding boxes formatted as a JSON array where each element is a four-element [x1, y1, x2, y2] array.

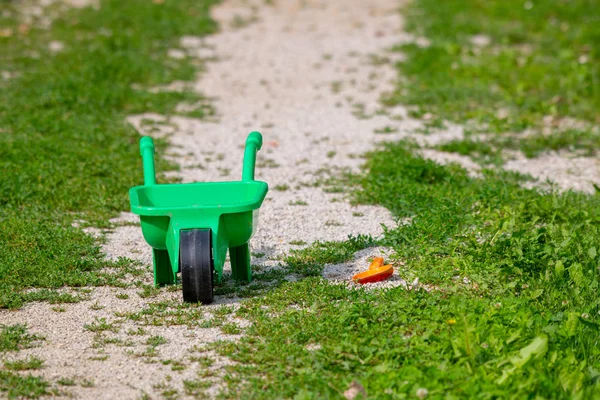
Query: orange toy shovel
[[352, 257, 393, 284], [368, 257, 384, 270]]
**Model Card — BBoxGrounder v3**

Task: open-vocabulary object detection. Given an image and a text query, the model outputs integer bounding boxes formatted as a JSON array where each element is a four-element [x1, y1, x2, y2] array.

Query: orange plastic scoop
[[352, 264, 393, 284], [368, 257, 384, 270]]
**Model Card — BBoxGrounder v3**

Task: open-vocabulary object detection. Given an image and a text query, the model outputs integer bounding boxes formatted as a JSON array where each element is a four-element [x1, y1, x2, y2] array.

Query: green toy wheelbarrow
[[129, 131, 268, 304]]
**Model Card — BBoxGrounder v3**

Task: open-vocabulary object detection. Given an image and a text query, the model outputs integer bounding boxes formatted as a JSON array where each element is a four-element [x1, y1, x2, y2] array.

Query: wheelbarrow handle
[[139, 136, 156, 186], [242, 131, 263, 181]]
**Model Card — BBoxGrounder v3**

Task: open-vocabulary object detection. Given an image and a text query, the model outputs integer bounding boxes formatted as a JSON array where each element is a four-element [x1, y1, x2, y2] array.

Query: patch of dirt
[[419, 148, 481, 177], [1, 287, 241, 399], [504, 151, 600, 194], [322, 246, 411, 289]]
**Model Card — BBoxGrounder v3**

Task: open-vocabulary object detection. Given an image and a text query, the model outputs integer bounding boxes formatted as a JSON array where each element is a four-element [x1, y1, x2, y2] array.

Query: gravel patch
[[504, 151, 600, 194], [419, 148, 481, 176], [322, 246, 413, 290], [0, 287, 238, 399]]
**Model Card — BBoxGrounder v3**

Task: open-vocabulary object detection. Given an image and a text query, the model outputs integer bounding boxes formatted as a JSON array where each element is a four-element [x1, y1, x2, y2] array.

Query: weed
[[89, 355, 109, 361], [331, 81, 342, 94], [436, 138, 503, 166], [288, 200, 308, 206], [0, 371, 49, 399], [57, 378, 76, 386], [285, 235, 375, 276], [146, 336, 168, 347], [183, 378, 210, 396], [127, 327, 147, 336], [89, 302, 105, 311], [3, 357, 44, 371], [289, 240, 307, 246], [367, 54, 391, 66], [84, 318, 119, 333], [137, 285, 161, 299], [374, 126, 399, 134], [81, 379, 94, 388], [256, 158, 280, 168], [217, 167, 231, 176], [162, 359, 186, 371], [0, 325, 44, 352], [230, 14, 258, 29], [125, 300, 205, 327], [189, 355, 214, 368], [221, 323, 242, 335], [253, 269, 287, 283]]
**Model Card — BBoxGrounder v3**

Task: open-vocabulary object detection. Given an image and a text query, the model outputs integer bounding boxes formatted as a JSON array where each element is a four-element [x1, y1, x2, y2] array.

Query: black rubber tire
[[180, 229, 214, 304]]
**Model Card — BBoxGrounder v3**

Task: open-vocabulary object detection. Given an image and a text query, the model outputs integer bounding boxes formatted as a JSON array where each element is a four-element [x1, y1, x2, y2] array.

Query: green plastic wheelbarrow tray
[[129, 131, 268, 304]]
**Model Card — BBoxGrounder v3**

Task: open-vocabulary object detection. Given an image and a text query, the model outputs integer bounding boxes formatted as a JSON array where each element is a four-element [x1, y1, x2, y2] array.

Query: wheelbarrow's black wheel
[[180, 229, 214, 304]]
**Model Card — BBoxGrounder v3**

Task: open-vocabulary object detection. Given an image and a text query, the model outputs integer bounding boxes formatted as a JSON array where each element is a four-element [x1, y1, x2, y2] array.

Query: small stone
[[195, 48, 215, 59], [180, 35, 202, 48], [496, 108, 510, 120], [414, 37, 430, 48], [168, 49, 186, 59], [49, 41, 65, 53], [470, 34, 491, 47], [344, 381, 366, 400]]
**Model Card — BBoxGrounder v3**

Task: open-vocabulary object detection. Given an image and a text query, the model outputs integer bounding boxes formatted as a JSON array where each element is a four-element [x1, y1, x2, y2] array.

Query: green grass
[[3, 357, 44, 371], [0, 325, 43, 353], [211, 3, 600, 394], [436, 138, 503, 166], [124, 300, 206, 327], [285, 235, 376, 276], [0, 0, 218, 308], [214, 142, 600, 398], [83, 317, 119, 333], [0, 326, 48, 398], [0, 371, 50, 399], [385, 0, 599, 150], [146, 335, 168, 347]]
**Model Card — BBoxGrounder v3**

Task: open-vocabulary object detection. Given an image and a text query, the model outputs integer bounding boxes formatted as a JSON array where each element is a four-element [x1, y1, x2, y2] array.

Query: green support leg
[[230, 243, 251, 282], [153, 248, 175, 286]]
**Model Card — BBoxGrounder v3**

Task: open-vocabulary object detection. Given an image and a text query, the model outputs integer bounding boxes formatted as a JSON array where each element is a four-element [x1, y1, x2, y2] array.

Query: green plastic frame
[[129, 132, 268, 286]]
